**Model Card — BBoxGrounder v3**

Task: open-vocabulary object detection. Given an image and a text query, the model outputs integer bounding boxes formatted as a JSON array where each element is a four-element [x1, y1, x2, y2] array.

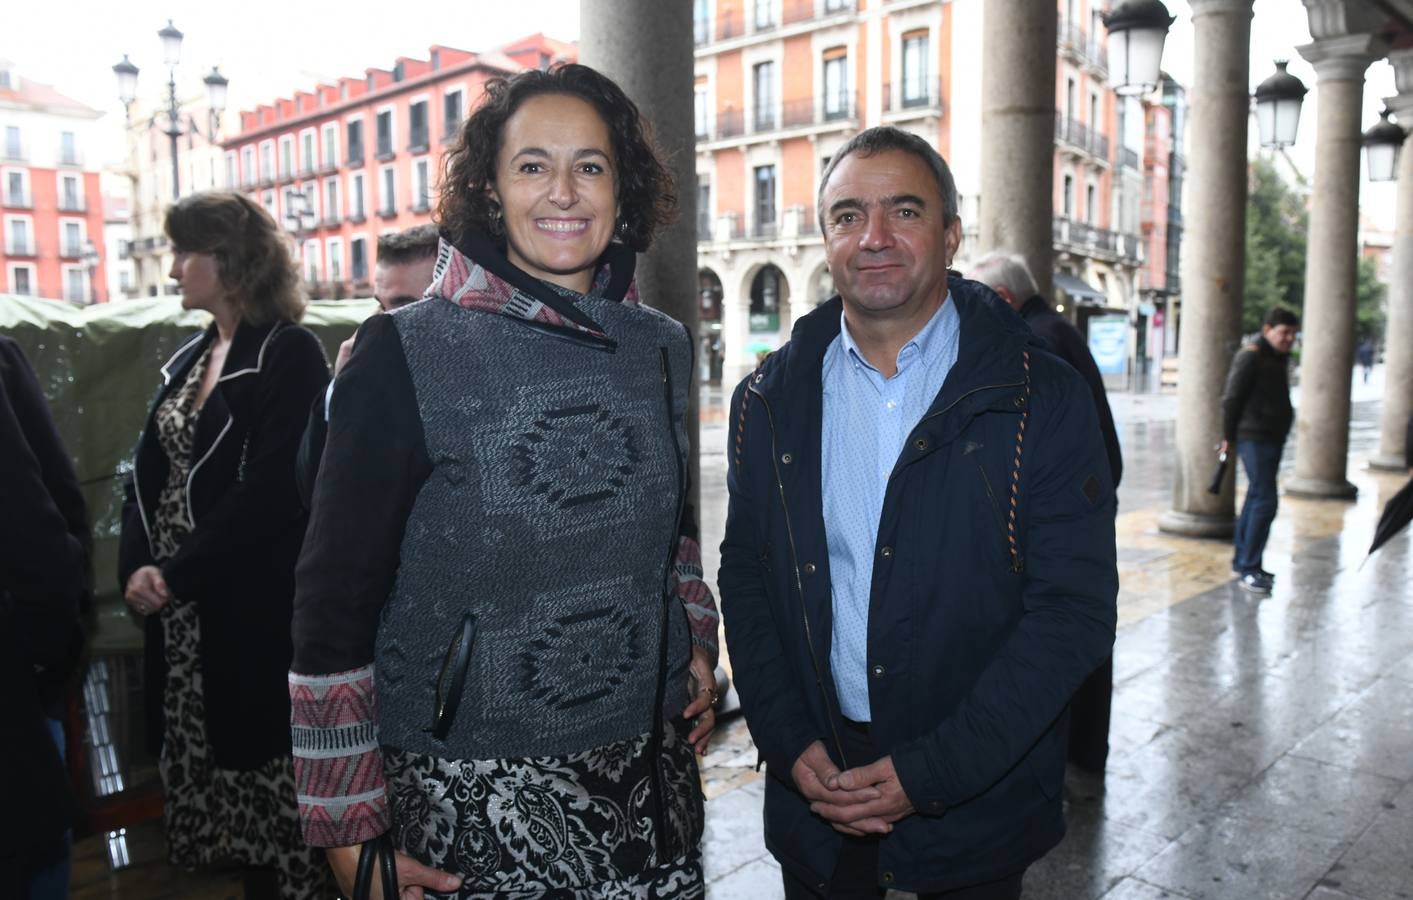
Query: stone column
[[977, 0, 1057, 298], [1157, 0, 1254, 537], [580, 0, 702, 502], [1286, 33, 1383, 498], [1371, 50, 1413, 471]]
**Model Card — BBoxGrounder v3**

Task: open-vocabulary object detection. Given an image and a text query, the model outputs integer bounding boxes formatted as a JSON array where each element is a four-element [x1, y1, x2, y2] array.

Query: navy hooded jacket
[[719, 275, 1118, 893]]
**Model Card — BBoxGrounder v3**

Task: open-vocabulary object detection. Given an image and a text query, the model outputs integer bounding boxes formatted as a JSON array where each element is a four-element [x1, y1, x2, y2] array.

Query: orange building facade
[[1, 62, 109, 303], [222, 35, 573, 296], [693, 0, 1170, 384]]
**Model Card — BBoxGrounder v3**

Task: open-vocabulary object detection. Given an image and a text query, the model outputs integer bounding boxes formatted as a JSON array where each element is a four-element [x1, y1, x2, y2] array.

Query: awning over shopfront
[[1053, 271, 1107, 304]]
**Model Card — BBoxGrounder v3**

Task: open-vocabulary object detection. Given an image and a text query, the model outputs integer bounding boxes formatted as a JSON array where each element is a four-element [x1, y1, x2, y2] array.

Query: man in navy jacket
[[719, 127, 1118, 898]]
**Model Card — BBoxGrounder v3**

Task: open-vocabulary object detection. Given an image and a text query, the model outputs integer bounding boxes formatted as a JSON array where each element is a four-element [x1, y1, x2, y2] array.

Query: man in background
[[973, 251, 1122, 776], [296, 224, 439, 504], [1220, 306, 1299, 595]]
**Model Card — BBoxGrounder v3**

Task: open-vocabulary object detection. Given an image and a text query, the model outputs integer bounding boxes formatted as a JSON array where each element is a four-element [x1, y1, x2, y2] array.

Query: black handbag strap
[[353, 833, 399, 900]]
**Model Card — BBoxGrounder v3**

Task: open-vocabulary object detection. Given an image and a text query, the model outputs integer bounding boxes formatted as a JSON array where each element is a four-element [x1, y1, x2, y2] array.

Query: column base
[[1367, 453, 1411, 473], [1157, 509, 1235, 538], [1284, 476, 1358, 499]]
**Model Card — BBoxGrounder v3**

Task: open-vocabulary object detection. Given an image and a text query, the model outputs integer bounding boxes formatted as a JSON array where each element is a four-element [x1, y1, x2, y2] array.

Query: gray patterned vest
[[374, 296, 693, 760]]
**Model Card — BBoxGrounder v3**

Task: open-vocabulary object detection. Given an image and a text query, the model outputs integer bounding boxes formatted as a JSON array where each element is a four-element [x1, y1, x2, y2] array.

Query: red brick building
[[1, 61, 109, 303], [222, 34, 573, 296]]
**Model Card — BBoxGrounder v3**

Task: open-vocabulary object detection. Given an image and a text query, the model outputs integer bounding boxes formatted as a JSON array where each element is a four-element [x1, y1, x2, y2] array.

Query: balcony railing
[[1053, 216, 1142, 262], [882, 79, 944, 114], [3, 192, 32, 209], [704, 205, 820, 243], [1058, 16, 1087, 53], [59, 151, 84, 167], [58, 197, 86, 212], [5, 239, 36, 256], [128, 236, 169, 256], [60, 241, 84, 259], [708, 0, 857, 43], [1120, 147, 1140, 170], [703, 93, 858, 143], [3, 146, 27, 163], [1055, 113, 1110, 161], [1086, 39, 1108, 72], [1059, 15, 1107, 71]]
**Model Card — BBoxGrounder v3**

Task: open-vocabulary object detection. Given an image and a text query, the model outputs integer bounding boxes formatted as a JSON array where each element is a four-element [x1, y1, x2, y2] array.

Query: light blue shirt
[[822, 296, 961, 721]]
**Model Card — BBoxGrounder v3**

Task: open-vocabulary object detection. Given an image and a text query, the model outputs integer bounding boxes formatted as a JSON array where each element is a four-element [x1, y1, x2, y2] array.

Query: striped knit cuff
[[674, 536, 720, 669], [289, 665, 390, 847]]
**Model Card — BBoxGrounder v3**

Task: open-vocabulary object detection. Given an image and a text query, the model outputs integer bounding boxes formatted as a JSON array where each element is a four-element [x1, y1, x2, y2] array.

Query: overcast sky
[[3, 0, 1399, 227]]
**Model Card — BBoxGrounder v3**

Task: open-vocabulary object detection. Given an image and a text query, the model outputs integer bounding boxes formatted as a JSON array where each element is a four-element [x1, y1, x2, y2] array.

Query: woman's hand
[[682, 646, 717, 756], [124, 565, 170, 617], [325, 843, 462, 900]]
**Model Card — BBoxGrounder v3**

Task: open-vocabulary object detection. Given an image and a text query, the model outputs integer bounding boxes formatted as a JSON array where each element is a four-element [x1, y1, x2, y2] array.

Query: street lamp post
[[284, 192, 317, 283], [1363, 108, 1404, 183], [1254, 60, 1308, 150], [113, 20, 229, 202], [1102, 1, 1173, 390], [81, 240, 100, 305], [1103, 0, 1175, 97]]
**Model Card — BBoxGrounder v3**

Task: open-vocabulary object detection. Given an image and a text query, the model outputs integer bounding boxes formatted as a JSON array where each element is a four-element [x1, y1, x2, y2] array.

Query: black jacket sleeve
[[1221, 347, 1259, 445], [159, 327, 330, 601], [0, 367, 86, 671], [892, 360, 1119, 810], [292, 314, 431, 675], [1031, 318, 1123, 487], [717, 378, 823, 774], [295, 394, 328, 512], [0, 338, 90, 597]]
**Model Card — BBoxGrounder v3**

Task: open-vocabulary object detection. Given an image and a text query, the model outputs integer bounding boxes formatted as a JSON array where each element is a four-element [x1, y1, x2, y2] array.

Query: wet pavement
[[698, 367, 1413, 899], [68, 371, 1411, 899]]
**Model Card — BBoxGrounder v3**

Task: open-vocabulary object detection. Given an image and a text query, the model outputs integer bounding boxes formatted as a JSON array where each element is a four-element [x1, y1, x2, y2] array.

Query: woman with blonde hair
[[119, 191, 331, 898]]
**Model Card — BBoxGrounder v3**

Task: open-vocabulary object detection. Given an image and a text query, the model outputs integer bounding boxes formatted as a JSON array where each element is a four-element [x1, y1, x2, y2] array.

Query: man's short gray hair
[[817, 126, 959, 230], [971, 250, 1039, 301]]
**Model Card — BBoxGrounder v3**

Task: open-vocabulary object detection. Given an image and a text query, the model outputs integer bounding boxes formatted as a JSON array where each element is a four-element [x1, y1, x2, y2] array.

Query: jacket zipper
[[650, 346, 688, 862], [746, 384, 848, 768], [973, 460, 1013, 561], [742, 373, 1024, 766]]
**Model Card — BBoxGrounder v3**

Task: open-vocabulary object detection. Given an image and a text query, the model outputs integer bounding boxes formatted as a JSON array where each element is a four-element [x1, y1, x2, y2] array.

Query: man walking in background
[[1221, 306, 1300, 595], [973, 251, 1121, 776]]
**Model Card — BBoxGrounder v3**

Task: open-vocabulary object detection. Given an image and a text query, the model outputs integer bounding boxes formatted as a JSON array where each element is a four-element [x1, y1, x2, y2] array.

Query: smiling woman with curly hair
[[290, 64, 719, 899]]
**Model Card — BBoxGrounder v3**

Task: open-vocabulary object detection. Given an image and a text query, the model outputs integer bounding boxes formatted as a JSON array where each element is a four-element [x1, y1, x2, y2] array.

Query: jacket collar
[[753, 274, 1036, 411], [158, 318, 284, 386], [1019, 294, 1052, 320]]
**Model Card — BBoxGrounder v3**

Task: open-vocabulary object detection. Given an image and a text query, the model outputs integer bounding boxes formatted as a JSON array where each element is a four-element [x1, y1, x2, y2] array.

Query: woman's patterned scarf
[[425, 231, 641, 341]]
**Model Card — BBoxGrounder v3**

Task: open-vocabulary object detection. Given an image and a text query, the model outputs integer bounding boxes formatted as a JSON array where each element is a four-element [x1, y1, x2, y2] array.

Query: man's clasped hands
[[792, 740, 919, 836]]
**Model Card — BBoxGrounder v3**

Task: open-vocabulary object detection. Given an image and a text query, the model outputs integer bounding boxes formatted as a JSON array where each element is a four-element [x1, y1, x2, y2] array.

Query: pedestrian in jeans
[[1220, 306, 1299, 594]]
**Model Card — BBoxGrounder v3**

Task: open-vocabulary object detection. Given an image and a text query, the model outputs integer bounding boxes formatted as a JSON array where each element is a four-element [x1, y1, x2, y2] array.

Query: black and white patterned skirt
[[384, 718, 704, 898]]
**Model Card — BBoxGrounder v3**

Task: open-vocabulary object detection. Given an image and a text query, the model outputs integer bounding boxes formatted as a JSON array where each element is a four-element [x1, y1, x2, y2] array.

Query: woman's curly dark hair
[[164, 191, 305, 324], [436, 63, 677, 253]]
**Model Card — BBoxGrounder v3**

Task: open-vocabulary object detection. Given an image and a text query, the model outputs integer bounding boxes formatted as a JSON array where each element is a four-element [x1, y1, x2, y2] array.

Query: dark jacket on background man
[[119, 320, 329, 770], [0, 336, 90, 887], [1221, 335, 1293, 445], [1019, 295, 1123, 485], [720, 277, 1119, 893]]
